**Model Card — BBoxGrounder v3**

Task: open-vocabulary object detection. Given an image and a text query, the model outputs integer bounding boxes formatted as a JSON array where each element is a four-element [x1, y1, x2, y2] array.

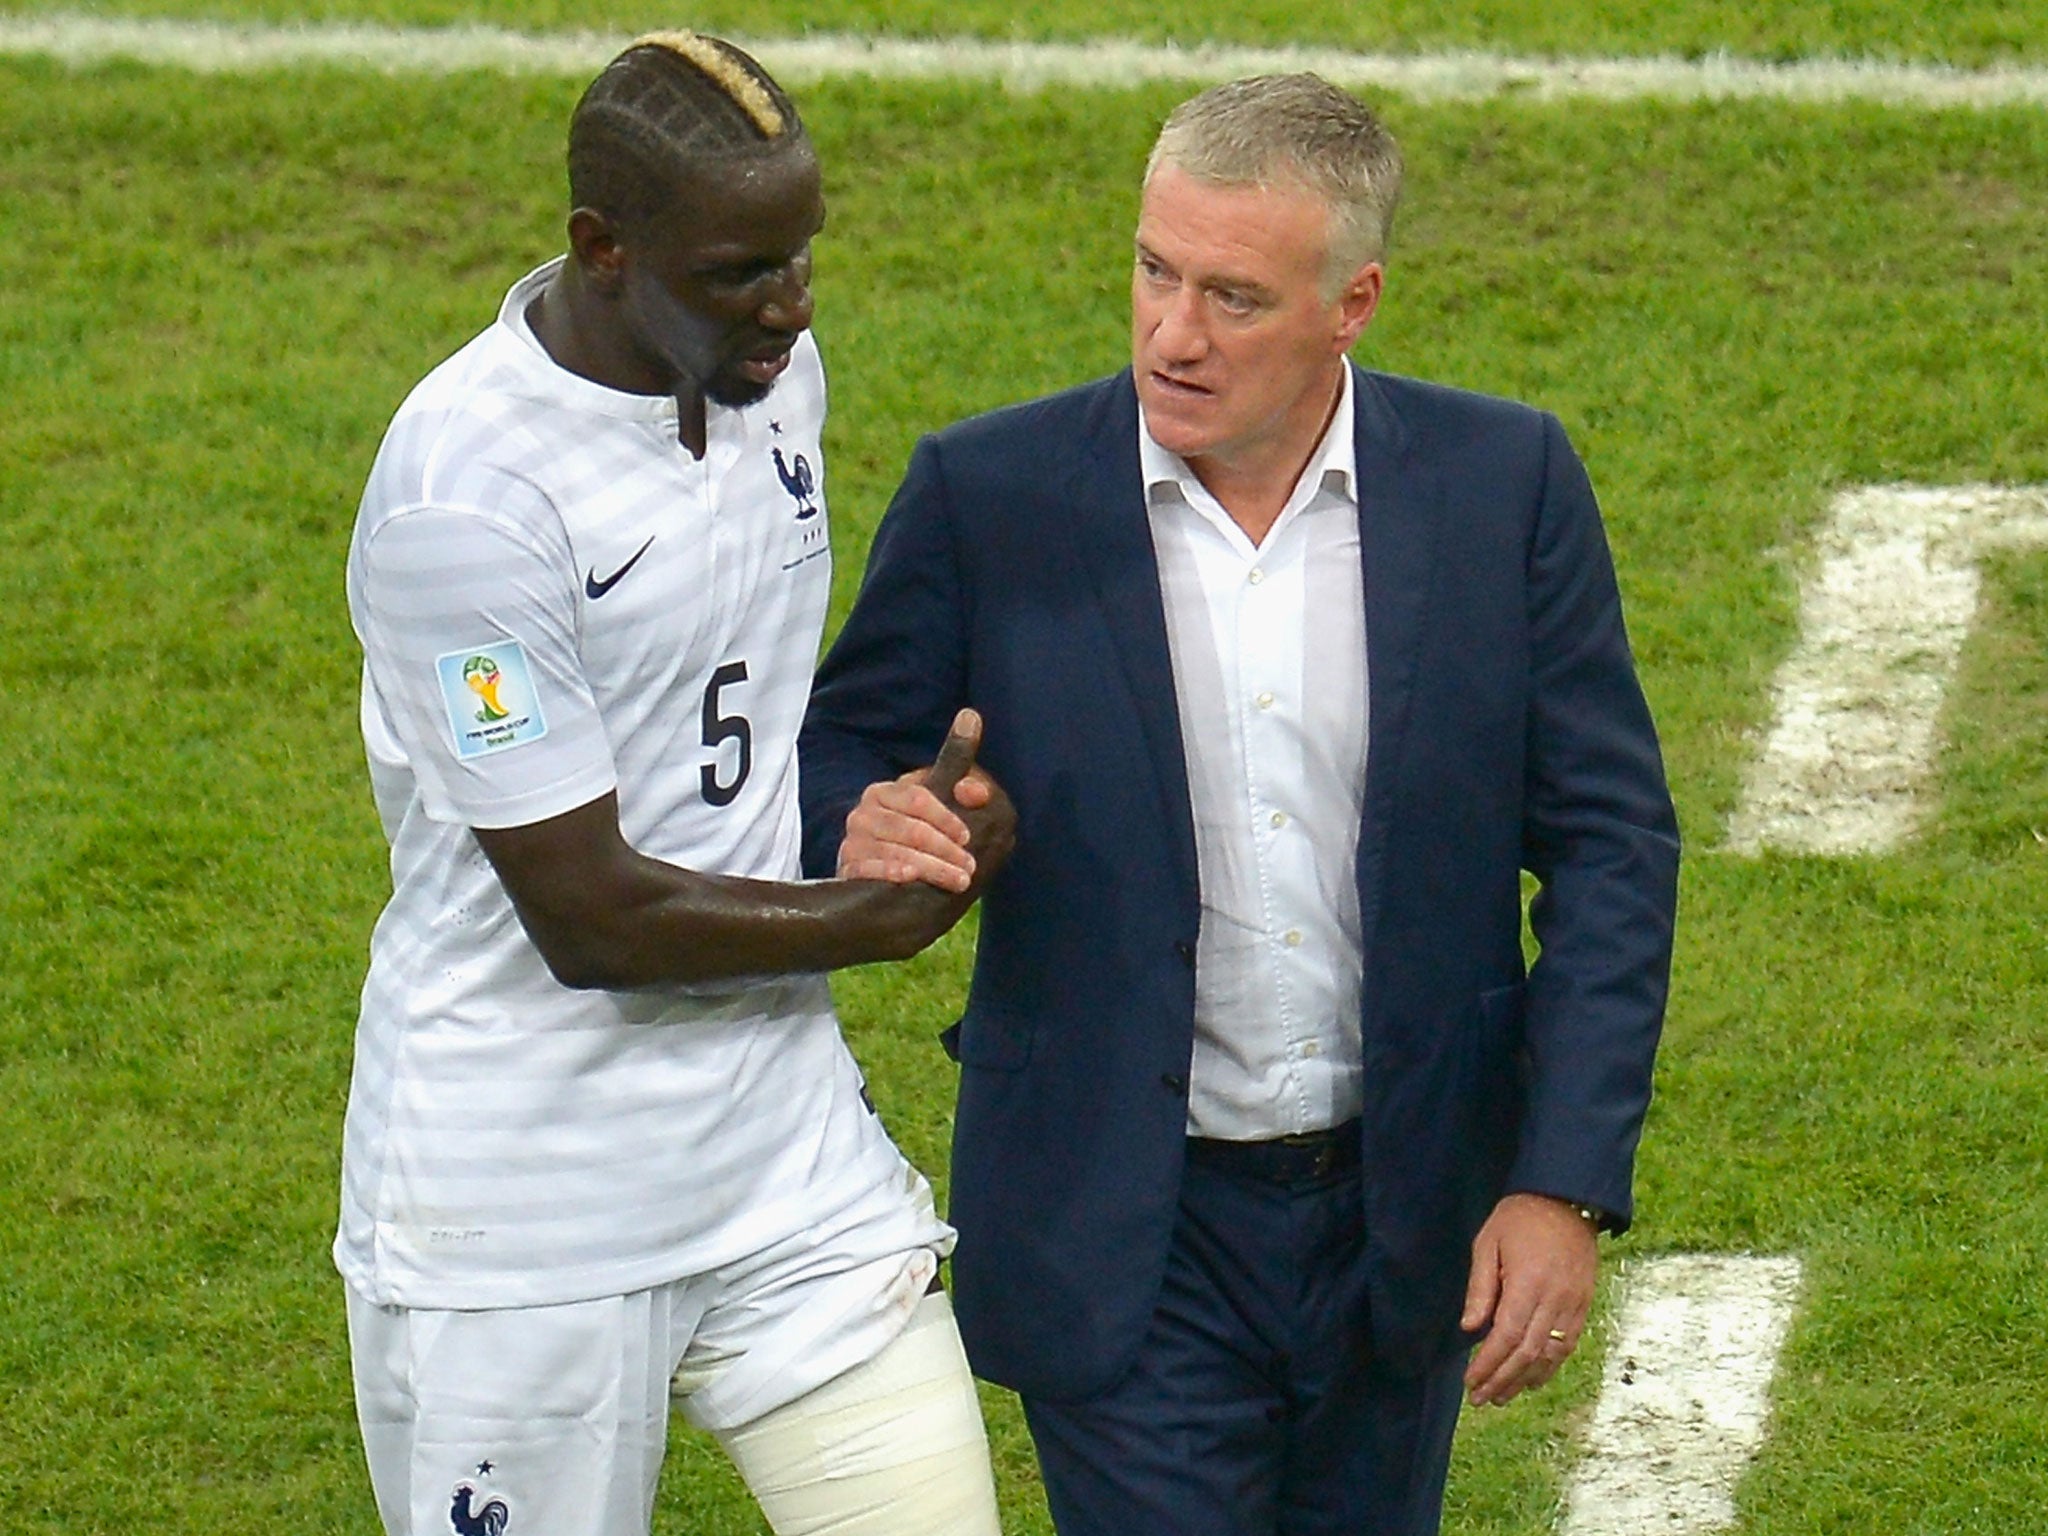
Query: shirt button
[[1248, 568, 1265, 585], [1256, 691, 1275, 710], [1301, 1039, 1321, 1058], [1269, 811, 1287, 829], [1284, 929, 1303, 947]]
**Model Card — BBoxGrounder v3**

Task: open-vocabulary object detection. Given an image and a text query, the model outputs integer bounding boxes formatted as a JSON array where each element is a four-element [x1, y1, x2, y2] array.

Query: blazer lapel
[[1351, 365, 1438, 939], [1063, 373, 1200, 895]]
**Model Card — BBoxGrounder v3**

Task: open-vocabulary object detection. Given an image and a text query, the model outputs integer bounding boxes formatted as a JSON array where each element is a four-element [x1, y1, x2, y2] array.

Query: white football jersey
[[336, 260, 947, 1310]]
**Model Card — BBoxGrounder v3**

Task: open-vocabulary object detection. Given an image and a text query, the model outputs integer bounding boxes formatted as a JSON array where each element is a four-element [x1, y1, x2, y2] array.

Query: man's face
[[620, 144, 825, 408], [1131, 163, 1380, 481]]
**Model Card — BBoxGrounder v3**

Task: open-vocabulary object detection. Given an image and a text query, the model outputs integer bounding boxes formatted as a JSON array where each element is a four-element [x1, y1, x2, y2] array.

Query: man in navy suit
[[800, 74, 1679, 1536]]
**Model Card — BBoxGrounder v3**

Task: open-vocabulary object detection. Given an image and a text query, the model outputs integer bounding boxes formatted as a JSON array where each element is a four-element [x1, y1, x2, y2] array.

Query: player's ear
[[1333, 261, 1383, 351], [567, 207, 627, 291]]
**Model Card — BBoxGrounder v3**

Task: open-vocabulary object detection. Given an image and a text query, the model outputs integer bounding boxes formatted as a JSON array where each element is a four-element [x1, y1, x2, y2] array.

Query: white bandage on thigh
[[714, 1291, 1002, 1536]]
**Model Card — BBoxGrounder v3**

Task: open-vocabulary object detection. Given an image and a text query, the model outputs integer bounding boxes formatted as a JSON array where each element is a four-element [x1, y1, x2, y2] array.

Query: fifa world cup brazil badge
[[437, 642, 549, 759]]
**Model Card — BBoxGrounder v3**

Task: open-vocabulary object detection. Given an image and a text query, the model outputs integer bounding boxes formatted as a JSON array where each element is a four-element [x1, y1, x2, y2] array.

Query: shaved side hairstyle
[[1146, 73, 1403, 295], [569, 32, 809, 233]]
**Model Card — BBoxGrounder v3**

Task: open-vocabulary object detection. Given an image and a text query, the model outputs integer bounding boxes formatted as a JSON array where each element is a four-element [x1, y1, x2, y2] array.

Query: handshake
[[835, 708, 1016, 898]]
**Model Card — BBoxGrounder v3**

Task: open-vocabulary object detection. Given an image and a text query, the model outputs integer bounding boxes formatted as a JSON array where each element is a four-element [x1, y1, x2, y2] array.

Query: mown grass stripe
[[3, 12, 2048, 107]]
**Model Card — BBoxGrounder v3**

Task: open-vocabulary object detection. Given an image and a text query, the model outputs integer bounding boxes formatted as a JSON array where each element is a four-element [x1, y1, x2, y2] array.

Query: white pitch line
[[3, 12, 2048, 109], [1562, 1254, 1804, 1536], [1727, 484, 2048, 855]]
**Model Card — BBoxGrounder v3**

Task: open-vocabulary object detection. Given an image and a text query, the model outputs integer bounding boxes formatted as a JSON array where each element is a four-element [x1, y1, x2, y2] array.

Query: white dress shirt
[[1139, 367, 1369, 1140]]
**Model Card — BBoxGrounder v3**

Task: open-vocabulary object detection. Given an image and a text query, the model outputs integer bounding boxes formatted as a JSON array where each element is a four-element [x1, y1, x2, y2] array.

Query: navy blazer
[[800, 365, 1679, 1400]]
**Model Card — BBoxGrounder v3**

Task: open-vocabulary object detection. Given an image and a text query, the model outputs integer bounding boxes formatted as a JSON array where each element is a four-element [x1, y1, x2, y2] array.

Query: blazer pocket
[[1475, 979, 1527, 1043], [1466, 980, 1530, 1115], [1453, 981, 1525, 1196], [942, 1003, 1034, 1072]]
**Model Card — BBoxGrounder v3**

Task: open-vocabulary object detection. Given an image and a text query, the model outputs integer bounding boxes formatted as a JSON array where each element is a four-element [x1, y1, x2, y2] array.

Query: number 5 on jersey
[[701, 661, 752, 807]]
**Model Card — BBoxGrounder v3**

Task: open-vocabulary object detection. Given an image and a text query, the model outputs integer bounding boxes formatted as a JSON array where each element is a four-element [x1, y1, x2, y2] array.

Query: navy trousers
[[1020, 1145, 1466, 1536]]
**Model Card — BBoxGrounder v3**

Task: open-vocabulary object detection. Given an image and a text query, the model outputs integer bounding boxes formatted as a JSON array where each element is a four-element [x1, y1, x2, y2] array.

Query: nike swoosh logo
[[585, 536, 656, 600]]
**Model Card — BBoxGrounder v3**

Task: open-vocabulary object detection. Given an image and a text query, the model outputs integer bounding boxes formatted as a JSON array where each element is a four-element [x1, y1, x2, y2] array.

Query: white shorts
[[347, 1237, 995, 1534]]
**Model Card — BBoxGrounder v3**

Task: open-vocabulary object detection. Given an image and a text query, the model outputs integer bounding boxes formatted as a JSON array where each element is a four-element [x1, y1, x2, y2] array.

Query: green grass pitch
[[1, 4, 2046, 1532]]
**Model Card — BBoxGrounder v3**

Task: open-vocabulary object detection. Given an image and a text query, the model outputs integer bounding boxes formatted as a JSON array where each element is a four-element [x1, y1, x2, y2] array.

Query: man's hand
[[1460, 1192, 1599, 1408], [838, 709, 1015, 894]]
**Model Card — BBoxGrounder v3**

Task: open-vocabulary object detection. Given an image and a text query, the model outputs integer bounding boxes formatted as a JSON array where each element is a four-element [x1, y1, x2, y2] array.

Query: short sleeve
[[352, 500, 617, 829]]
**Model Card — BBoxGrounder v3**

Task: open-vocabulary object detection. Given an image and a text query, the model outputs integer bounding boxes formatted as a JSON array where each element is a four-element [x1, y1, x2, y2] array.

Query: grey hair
[[1144, 74, 1403, 294]]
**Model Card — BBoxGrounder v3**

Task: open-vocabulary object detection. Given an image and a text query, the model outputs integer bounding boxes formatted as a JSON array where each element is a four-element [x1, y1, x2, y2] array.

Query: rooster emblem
[[772, 447, 819, 519], [450, 1484, 509, 1536]]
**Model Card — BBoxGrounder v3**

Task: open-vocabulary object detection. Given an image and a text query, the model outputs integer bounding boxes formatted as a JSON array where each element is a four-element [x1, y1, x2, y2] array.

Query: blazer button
[[1173, 940, 1196, 969], [1161, 1073, 1187, 1096]]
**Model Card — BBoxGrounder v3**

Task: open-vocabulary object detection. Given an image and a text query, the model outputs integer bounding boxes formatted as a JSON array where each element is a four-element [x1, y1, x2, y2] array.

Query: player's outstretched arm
[[475, 711, 1014, 990]]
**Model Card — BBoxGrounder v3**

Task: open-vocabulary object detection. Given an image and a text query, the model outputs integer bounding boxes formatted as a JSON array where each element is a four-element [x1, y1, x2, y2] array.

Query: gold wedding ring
[[1547, 1328, 1569, 1342]]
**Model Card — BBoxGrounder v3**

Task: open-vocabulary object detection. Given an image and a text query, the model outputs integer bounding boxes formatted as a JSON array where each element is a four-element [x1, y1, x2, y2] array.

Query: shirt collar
[[1138, 361, 1357, 513], [496, 257, 681, 426]]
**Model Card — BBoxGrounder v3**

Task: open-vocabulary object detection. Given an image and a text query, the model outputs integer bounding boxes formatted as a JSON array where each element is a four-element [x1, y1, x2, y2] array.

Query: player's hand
[[1460, 1192, 1599, 1407], [838, 709, 1014, 894]]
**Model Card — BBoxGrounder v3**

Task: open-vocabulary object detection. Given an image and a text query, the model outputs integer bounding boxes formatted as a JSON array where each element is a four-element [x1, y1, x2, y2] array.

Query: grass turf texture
[[2, 42, 2047, 1536], [4, 0, 2048, 68]]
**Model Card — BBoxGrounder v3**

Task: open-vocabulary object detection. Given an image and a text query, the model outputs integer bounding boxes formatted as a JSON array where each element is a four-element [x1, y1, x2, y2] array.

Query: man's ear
[[1333, 262, 1384, 352], [567, 207, 627, 292]]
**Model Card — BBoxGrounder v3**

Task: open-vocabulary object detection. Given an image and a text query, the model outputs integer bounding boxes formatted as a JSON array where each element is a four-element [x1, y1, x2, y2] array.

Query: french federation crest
[[449, 1478, 510, 1535], [772, 446, 819, 519]]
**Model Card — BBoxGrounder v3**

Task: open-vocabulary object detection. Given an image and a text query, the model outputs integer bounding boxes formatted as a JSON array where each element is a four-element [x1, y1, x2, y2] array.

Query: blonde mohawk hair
[[631, 30, 790, 139], [566, 31, 808, 231]]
